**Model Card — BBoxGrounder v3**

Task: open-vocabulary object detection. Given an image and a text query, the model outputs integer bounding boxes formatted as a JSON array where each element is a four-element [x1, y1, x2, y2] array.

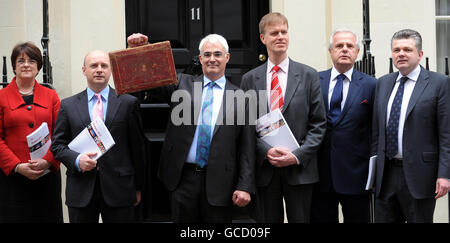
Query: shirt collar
[[203, 75, 226, 89], [267, 57, 289, 74], [397, 65, 421, 82], [331, 66, 353, 82], [87, 85, 110, 101]]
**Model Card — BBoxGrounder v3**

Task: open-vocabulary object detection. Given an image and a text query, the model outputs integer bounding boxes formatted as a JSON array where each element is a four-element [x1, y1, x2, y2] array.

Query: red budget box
[[109, 41, 178, 95]]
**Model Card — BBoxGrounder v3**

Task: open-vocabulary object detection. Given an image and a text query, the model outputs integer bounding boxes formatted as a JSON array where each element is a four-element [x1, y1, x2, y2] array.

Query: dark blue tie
[[386, 77, 409, 159], [328, 74, 346, 125], [195, 81, 215, 168]]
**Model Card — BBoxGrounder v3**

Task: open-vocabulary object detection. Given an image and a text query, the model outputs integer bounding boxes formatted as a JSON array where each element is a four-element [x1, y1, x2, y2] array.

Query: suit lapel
[[76, 90, 91, 127], [283, 59, 302, 112], [336, 71, 363, 125], [320, 69, 331, 113], [405, 67, 429, 120], [105, 87, 122, 128], [192, 76, 204, 131], [381, 73, 399, 128], [212, 80, 235, 137]]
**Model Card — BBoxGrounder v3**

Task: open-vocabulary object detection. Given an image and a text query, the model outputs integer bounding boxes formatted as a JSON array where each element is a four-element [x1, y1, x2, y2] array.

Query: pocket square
[[360, 99, 368, 104]]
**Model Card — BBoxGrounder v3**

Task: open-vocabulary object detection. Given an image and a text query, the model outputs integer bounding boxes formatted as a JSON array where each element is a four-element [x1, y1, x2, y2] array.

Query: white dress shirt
[[328, 67, 353, 110], [386, 65, 421, 159]]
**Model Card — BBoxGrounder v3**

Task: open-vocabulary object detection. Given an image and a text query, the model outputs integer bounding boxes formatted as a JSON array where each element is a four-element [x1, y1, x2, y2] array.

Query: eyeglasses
[[16, 59, 38, 66], [201, 51, 226, 58]]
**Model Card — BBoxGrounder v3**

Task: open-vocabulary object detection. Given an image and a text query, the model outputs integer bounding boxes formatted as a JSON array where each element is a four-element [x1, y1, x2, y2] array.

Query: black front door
[[125, 0, 269, 222], [126, 0, 269, 85]]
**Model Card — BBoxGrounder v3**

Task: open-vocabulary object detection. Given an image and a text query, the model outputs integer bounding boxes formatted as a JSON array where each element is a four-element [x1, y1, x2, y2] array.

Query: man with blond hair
[[241, 12, 326, 223]]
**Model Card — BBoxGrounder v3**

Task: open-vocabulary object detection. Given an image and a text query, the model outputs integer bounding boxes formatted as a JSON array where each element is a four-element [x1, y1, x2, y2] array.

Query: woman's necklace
[[18, 85, 35, 96]]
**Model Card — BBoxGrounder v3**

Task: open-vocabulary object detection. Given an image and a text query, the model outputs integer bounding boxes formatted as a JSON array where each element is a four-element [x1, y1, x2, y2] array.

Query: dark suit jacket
[[371, 66, 450, 199], [156, 73, 255, 207], [51, 86, 146, 207], [317, 69, 377, 195], [240, 59, 327, 187]]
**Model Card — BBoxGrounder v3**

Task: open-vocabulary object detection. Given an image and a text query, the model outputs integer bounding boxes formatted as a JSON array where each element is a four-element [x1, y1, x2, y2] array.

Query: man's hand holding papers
[[78, 152, 98, 173], [267, 147, 298, 167]]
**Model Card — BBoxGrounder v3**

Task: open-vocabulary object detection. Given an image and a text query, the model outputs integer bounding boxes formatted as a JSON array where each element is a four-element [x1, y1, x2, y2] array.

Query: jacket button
[[29, 123, 34, 128], [27, 106, 32, 111]]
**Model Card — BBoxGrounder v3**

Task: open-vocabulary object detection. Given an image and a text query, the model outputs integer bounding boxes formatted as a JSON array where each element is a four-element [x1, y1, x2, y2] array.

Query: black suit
[[241, 59, 327, 222], [155, 73, 255, 222], [51, 86, 145, 222], [371, 66, 450, 222], [311, 69, 377, 223]]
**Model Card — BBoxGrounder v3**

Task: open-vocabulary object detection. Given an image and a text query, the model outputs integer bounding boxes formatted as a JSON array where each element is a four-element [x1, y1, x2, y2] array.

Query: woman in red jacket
[[0, 42, 62, 222]]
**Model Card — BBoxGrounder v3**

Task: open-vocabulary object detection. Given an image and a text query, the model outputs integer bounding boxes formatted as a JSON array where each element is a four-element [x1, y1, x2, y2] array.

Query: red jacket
[[0, 78, 61, 176]]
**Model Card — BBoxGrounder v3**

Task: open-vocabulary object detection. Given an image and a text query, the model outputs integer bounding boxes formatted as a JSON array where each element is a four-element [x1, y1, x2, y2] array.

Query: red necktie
[[270, 65, 283, 111]]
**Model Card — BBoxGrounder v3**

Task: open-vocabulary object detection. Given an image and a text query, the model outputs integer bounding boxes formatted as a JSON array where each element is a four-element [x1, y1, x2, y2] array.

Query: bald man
[[51, 50, 146, 223]]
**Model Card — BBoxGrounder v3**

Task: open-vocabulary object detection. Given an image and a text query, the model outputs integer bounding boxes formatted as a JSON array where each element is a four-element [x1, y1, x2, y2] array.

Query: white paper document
[[68, 117, 115, 160], [26, 122, 51, 177], [256, 109, 300, 152], [365, 155, 377, 190]]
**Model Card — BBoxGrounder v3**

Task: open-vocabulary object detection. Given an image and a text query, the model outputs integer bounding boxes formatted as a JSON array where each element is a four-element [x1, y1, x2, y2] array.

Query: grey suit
[[371, 66, 450, 222], [241, 59, 327, 222]]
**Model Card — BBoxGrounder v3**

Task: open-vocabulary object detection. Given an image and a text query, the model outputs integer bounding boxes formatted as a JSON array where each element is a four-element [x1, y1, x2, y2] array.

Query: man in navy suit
[[311, 29, 377, 223], [372, 29, 450, 223]]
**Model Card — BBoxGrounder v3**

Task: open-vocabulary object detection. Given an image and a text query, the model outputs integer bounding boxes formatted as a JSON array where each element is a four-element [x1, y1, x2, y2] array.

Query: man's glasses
[[201, 51, 226, 58]]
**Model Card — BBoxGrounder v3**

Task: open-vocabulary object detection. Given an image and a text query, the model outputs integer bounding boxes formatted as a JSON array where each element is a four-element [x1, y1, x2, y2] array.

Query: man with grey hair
[[127, 33, 255, 223], [371, 29, 450, 222], [311, 29, 377, 223]]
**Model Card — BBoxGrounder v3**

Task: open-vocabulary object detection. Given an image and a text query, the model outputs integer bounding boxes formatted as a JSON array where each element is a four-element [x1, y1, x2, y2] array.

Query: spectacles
[[201, 51, 226, 58], [17, 59, 38, 66]]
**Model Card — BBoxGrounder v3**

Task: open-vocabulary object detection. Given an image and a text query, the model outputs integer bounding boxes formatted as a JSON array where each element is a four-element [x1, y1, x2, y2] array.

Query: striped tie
[[270, 65, 283, 111]]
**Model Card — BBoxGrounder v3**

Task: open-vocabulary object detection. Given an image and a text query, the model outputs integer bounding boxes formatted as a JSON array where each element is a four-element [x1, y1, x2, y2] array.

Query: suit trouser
[[310, 188, 370, 223], [170, 163, 233, 223], [375, 160, 436, 223], [255, 167, 313, 223], [68, 173, 136, 223]]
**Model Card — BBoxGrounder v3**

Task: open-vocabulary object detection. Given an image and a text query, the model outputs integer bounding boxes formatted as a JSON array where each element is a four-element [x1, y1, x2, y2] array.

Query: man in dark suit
[[51, 50, 146, 223], [311, 29, 377, 223], [372, 29, 450, 223], [127, 33, 255, 223], [240, 12, 327, 223]]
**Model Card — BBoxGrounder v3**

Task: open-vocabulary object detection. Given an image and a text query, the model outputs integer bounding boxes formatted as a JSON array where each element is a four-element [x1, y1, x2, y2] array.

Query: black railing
[[1, 56, 7, 88], [388, 56, 450, 73], [41, 0, 53, 89]]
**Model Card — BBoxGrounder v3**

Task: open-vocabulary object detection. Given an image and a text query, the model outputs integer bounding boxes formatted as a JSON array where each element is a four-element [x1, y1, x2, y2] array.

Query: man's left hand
[[267, 147, 298, 167], [435, 178, 450, 199], [232, 190, 251, 207], [135, 191, 142, 206]]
